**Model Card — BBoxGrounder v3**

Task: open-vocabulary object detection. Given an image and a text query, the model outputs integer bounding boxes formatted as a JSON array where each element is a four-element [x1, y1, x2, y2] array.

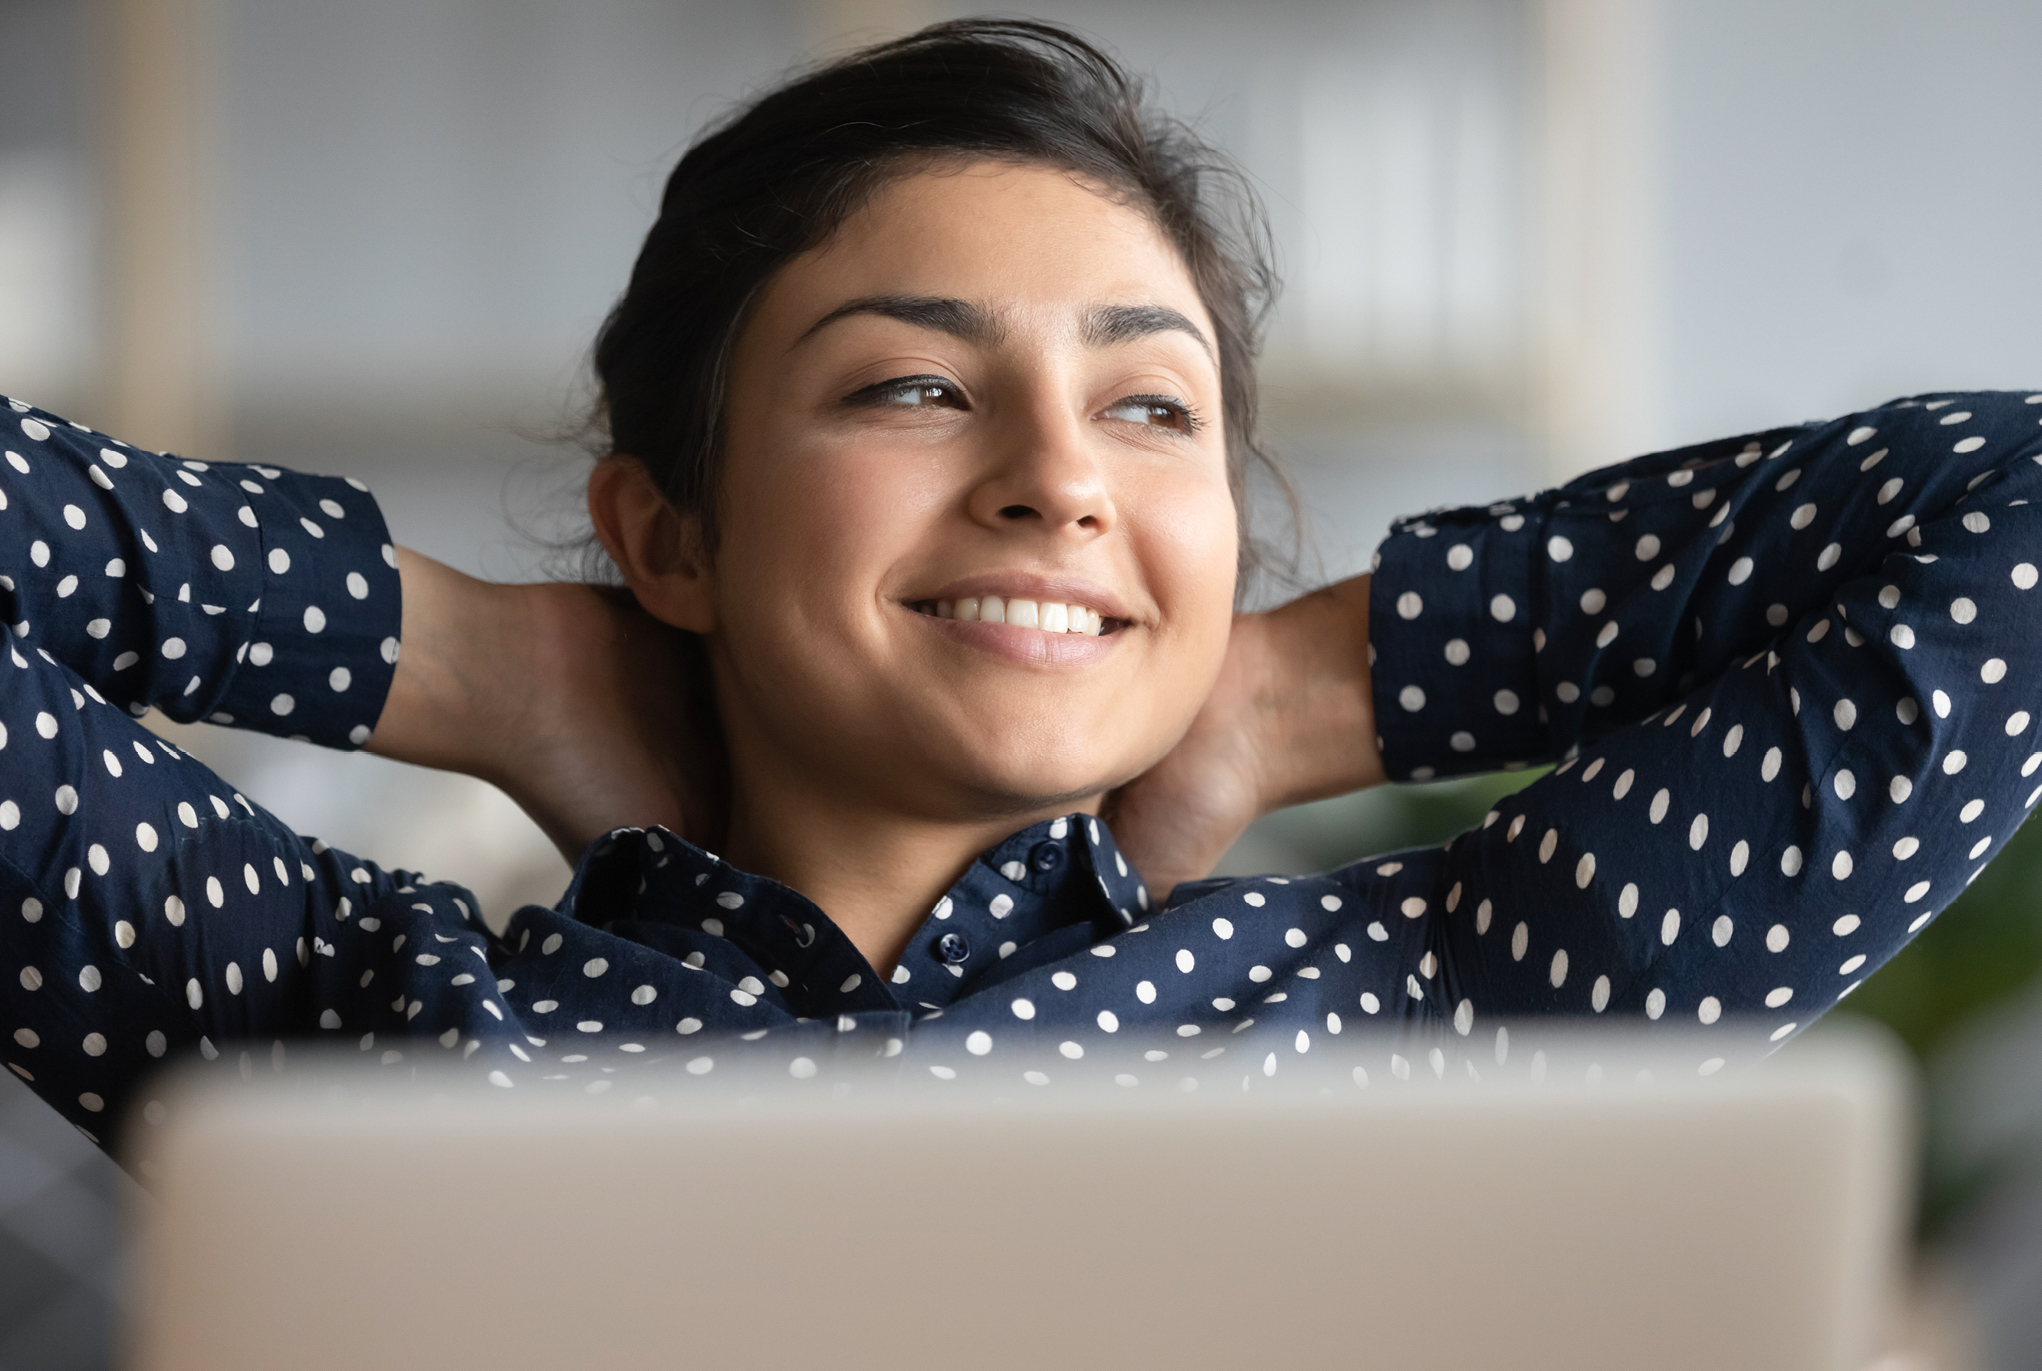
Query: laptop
[[120, 1020, 1914, 1371]]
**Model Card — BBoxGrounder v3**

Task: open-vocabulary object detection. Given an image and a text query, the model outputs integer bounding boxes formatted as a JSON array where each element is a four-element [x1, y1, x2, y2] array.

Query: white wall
[[205, 0, 1538, 447], [0, 0, 94, 412], [1658, 0, 2042, 443], [214, 0, 804, 413]]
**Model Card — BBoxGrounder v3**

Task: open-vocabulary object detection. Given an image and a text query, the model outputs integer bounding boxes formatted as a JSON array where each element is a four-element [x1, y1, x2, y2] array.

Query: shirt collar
[[554, 815, 1154, 1017]]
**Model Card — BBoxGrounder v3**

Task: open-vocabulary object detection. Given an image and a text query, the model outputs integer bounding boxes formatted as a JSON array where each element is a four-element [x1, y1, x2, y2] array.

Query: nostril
[[998, 504, 1037, 520]]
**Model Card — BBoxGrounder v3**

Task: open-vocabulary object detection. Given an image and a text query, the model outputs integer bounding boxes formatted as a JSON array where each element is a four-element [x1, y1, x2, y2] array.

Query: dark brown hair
[[589, 17, 1284, 579]]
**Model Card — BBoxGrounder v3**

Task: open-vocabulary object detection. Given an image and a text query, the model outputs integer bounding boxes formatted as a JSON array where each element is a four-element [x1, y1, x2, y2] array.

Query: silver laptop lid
[[123, 1022, 1913, 1371]]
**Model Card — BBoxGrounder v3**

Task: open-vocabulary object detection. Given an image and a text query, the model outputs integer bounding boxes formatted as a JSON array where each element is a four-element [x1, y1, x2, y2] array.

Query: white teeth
[[925, 595, 1105, 635]]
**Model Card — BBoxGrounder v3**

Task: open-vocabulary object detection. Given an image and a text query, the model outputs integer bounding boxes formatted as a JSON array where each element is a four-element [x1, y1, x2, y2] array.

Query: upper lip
[[906, 572, 1136, 624]]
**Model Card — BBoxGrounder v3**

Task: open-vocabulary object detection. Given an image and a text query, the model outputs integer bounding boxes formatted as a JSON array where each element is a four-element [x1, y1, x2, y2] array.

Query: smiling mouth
[[906, 595, 1117, 636]]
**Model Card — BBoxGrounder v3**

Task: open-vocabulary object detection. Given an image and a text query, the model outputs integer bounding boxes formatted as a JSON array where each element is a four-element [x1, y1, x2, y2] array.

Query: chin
[[870, 678, 1187, 817], [930, 738, 1148, 819]]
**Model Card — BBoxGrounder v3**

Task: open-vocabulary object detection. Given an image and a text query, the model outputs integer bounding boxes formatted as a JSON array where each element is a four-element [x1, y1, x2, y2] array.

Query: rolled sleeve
[[207, 466, 401, 749], [1369, 500, 1548, 779], [0, 396, 401, 750]]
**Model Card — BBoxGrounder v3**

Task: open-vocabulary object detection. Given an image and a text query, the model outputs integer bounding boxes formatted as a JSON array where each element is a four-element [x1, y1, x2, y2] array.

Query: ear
[[587, 457, 717, 634]]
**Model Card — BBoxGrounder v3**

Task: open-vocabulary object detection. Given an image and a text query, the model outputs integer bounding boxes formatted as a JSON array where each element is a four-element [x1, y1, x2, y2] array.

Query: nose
[[964, 397, 1115, 540]]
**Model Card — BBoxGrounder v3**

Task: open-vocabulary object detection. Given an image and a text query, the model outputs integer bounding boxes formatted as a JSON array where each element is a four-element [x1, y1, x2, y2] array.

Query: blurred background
[[4, 0, 2042, 1365]]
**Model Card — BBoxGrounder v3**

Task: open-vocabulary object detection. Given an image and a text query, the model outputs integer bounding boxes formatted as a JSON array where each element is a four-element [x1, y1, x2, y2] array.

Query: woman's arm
[[1137, 389, 2042, 1054], [1385, 392, 2042, 1041], [2, 390, 713, 867], [363, 551, 713, 863], [0, 398, 398, 746], [0, 395, 487, 1143], [1364, 398, 2028, 782]]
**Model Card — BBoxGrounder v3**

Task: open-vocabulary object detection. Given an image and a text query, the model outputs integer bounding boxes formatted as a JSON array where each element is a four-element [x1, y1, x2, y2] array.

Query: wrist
[[367, 550, 530, 779], [1251, 574, 1384, 813], [459, 579, 580, 792]]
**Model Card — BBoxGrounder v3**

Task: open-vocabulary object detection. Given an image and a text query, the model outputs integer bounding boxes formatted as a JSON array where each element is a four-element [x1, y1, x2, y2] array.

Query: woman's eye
[[1101, 395, 1200, 433], [887, 381, 954, 405], [847, 375, 965, 410]]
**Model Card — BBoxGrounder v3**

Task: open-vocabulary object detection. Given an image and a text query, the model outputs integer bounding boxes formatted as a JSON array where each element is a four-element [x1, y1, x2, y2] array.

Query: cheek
[[709, 438, 948, 642], [1118, 475, 1239, 742], [1148, 478, 1241, 644], [724, 444, 873, 556]]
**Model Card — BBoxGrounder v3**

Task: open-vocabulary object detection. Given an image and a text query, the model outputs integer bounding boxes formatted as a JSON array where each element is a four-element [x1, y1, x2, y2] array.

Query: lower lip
[[912, 614, 1124, 667]]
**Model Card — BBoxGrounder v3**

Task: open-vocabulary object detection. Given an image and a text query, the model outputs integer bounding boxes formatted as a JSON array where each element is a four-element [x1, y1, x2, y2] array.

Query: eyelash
[[844, 374, 961, 410], [843, 375, 1204, 434]]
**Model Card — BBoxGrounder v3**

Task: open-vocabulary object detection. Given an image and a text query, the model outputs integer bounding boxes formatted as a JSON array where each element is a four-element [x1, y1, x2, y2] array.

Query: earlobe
[[586, 457, 718, 633]]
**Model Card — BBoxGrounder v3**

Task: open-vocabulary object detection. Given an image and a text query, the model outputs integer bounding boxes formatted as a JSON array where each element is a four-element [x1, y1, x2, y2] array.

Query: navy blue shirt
[[4, 390, 2042, 1149]]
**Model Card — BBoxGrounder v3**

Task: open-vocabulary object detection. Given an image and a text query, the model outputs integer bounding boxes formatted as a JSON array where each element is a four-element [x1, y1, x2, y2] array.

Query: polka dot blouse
[[3, 390, 2041, 1149]]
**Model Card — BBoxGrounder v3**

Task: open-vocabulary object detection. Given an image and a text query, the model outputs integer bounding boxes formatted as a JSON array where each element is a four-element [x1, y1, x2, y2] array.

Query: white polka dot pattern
[[1365, 391, 2042, 1052]]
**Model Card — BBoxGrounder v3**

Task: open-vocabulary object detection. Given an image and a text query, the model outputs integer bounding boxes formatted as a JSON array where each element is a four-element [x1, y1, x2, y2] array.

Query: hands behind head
[[483, 582, 729, 864], [373, 548, 1379, 900], [1107, 579, 1384, 903], [366, 550, 726, 866]]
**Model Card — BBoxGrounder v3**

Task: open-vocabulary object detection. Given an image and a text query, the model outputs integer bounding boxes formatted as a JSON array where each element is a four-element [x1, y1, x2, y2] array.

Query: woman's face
[[705, 161, 1238, 822]]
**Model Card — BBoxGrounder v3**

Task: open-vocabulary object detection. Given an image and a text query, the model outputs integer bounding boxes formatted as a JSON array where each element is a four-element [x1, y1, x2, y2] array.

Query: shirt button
[[1029, 841, 1065, 873], [936, 932, 970, 964]]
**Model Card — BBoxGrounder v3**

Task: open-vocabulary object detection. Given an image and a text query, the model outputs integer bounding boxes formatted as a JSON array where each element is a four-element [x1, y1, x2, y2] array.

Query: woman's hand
[[1108, 575, 1385, 901], [367, 550, 724, 866]]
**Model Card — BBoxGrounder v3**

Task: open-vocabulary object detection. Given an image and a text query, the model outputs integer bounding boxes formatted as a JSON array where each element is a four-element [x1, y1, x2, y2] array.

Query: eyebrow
[[1081, 303, 1213, 360], [795, 294, 1214, 360], [797, 295, 1004, 348]]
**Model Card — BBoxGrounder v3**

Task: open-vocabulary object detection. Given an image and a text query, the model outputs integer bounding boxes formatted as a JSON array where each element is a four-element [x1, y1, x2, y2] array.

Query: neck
[[721, 778, 1095, 974]]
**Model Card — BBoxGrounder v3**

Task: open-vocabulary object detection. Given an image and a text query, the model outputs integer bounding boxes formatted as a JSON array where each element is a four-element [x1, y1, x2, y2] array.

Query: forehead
[[762, 160, 1214, 342]]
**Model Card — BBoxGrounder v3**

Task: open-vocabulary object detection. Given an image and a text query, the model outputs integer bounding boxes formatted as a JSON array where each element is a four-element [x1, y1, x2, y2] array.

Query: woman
[[3, 20, 2040, 1147]]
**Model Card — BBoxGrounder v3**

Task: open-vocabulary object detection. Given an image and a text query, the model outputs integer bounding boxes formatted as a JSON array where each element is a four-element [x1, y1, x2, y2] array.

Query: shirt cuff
[[1369, 499, 1549, 780], [208, 469, 401, 749]]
